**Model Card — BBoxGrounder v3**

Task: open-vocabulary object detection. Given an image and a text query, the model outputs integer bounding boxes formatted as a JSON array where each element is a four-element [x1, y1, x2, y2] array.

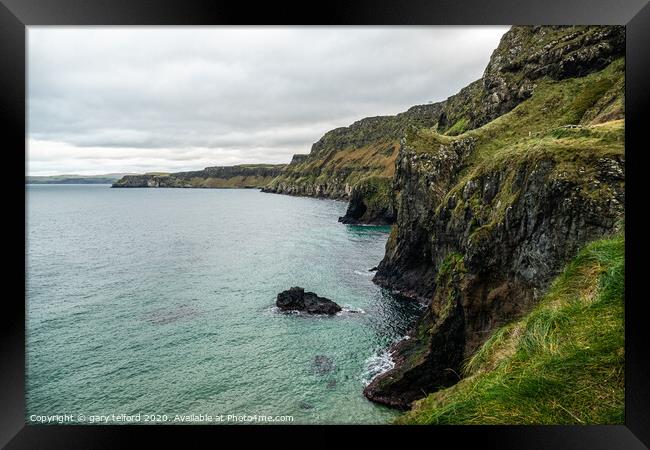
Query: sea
[[25, 184, 421, 424]]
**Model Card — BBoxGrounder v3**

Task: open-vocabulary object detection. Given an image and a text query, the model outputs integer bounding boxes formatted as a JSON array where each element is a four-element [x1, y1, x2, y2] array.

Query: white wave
[[269, 305, 301, 315], [360, 349, 395, 386], [272, 304, 365, 317], [338, 305, 366, 315], [353, 270, 373, 277]]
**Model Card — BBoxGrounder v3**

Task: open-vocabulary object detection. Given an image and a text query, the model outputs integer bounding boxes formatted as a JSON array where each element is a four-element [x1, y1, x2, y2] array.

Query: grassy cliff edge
[[398, 231, 624, 424]]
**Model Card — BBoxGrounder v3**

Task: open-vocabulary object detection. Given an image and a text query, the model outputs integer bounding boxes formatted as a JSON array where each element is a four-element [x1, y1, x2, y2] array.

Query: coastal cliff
[[261, 103, 450, 227], [265, 25, 624, 228], [111, 28, 625, 417], [112, 164, 285, 188], [363, 25, 625, 410], [261, 92, 440, 225]]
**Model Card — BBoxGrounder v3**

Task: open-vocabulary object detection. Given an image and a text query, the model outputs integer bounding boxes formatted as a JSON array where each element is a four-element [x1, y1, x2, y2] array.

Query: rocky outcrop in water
[[112, 164, 286, 188], [363, 25, 625, 410], [276, 287, 342, 315]]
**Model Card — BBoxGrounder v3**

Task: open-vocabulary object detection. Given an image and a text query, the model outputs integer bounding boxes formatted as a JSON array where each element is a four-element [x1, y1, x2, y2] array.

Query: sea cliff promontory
[[112, 164, 286, 189]]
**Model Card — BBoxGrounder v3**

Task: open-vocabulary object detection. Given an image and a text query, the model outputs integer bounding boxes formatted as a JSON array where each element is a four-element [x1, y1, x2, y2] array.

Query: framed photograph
[[2, 0, 648, 447]]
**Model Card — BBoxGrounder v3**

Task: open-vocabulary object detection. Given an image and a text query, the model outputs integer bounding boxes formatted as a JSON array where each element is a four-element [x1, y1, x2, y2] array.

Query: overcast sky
[[27, 26, 509, 176]]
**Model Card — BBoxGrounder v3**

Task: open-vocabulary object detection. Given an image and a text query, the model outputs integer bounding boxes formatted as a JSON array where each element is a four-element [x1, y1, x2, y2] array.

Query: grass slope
[[397, 231, 624, 425], [188, 175, 278, 188], [267, 140, 399, 194], [403, 58, 624, 243], [409, 58, 624, 166]]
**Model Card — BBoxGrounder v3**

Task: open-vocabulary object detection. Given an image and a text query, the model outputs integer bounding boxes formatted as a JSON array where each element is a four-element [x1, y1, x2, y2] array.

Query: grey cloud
[[28, 26, 509, 175]]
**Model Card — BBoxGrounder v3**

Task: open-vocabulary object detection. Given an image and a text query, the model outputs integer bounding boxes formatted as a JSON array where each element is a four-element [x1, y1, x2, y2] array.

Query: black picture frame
[[2, 0, 648, 447]]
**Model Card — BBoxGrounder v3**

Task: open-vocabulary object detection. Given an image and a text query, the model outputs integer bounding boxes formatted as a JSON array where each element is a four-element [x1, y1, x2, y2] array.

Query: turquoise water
[[26, 185, 420, 424]]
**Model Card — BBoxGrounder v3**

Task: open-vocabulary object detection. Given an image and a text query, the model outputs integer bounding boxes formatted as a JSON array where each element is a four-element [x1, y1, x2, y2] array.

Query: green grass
[[397, 231, 625, 425], [399, 59, 625, 241], [407, 57, 624, 164], [354, 176, 393, 211], [267, 140, 399, 193], [445, 117, 470, 136], [469, 58, 623, 164], [436, 252, 466, 284]]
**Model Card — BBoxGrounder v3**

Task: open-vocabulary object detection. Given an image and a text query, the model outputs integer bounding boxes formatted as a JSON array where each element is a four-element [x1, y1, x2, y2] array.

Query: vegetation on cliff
[[367, 26, 625, 414], [338, 176, 395, 225], [266, 26, 623, 228], [112, 164, 285, 188], [263, 138, 401, 201], [397, 232, 624, 424], [435, 25, 624, 134], [420, 56, 625, 251], [263, 105, 443, 202]]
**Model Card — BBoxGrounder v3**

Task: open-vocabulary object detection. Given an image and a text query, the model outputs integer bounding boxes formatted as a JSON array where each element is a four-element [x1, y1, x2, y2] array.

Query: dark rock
[[276, 287, 342, 315], [365, 259, 467, 409], [369, 267, 379, 272]]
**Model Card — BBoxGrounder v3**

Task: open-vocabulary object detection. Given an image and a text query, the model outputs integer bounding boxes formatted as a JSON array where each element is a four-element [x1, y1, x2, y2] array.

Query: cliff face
[[112, 164, 286, 188], [364, 25, 625, 409], [437, 25, 625, 133], [338, 176, 395, 225], [266, 26, 624, 227], [262, 105, 442, 204]]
